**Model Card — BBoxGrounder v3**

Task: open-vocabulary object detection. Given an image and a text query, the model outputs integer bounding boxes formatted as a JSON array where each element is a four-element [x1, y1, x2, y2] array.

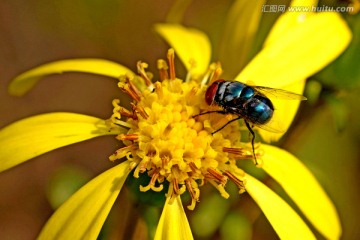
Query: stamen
[[140, 170, 164, 192], [201, 62, 222, 86], [166, 181, 175, 199], [131, 103, 149, 119], [223, 170, 246, 193], [185, 59, 197, 82], [109, 100, 133, 128], [111, 99, 121, 119], [118, 82, 141, 102], [157, 59, 169, 81], [206, 168, 227, 186], [161, 155, 170, 169], [139, 160, 149, 173], [137, 61, 153, 87], [198, 179, 206, 187], [127, 77, 143, 99], [172, 178, 186, 195], [185, 179, 200, 210], [154, 82, 163, 98], [129, 161, 138, 171], [117, 133, 139, 141], [167, 49, 176, 80], [118, 106, 136, 119], [208, 179, 230, 199], [212, 114, 233, 131], [133, 158, 149, 178], [242, 144, 264, 163], [173, 178, 179, 193], [188, 87, 199, 98], [209, 63, 223, 85], [109, 144, 135, 161], [188, 162, 198, 173], [223, 147, 243, 155]]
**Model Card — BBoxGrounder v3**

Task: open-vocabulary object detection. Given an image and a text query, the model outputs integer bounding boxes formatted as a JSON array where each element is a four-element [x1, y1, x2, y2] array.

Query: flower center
[[109, 50, 252, 209]]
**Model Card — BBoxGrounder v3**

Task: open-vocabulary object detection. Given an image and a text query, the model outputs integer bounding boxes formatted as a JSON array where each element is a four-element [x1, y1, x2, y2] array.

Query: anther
[[188, 162, 198, 173], [185, 179, 199, 202], [154, 82, 163, 99], [118, 106, 136, 119], [126, 77, 143, 99], [118, 82, 141, 102], [223, 147, 243, 155], [137, 61, 153, 87], [172, 178, 186, 195], [157, 59, 169, 81], [161, 155, 170, 168], [117, 133, 139, 141], [109, 144, 135, 161], [140, 170, 164, 192], [167, 49, 176, 80], [209, 63, 223, 85], [185, 179, 200, 210], [222, 147, 248, 160], [188, 87, 199, 98], [223, 170, 245, 193], [130, 103, 149, 119], [206, 168, 227, 186]]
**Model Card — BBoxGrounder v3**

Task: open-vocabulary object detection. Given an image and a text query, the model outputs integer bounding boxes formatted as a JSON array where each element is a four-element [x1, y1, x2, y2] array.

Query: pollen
[[109, 49, 249, 210]]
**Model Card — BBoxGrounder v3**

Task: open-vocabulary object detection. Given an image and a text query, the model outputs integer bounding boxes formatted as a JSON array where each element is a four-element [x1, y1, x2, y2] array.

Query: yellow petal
[[154, 24, 211, 77], [235, 12, 352, 88], [38, 161, 131, 240], [265, 0, 319, 45], [261, 145, 341, 240], [9, 59, 133, 96], [245, 174, 316, 240], [218, 0, 265, 78], [0, 113, 122, 172], [154, 196, 193, 240]]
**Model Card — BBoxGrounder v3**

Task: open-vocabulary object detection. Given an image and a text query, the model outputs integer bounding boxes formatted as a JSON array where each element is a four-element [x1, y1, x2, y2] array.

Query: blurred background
[[0, 0, 359, 239]]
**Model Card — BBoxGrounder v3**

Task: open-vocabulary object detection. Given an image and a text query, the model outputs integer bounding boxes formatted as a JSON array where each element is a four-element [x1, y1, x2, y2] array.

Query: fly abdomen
[[244, 96, 274, 124]]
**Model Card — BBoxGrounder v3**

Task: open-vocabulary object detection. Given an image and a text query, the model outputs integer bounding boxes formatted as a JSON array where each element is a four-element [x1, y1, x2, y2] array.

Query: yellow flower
[[0, 1, 351, 239]]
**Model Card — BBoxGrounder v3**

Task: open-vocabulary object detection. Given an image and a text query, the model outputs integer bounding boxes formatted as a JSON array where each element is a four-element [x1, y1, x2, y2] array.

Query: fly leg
[[244, 120, 258, 165], [194, 111, 242, 134], [212, 116, 242, 134], [193, 110, 227, 117]]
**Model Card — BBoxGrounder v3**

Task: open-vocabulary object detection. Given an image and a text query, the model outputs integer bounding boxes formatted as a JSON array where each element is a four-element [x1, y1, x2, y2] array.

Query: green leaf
[[219, 211, 252, 240], [47, 166, 92, 209], [325, 94, 349, 132], [190, 193, 230, 238]]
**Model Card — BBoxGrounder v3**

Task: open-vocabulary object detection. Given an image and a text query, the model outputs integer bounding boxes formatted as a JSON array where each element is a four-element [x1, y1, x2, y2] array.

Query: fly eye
[[205, 83, 218, 105]]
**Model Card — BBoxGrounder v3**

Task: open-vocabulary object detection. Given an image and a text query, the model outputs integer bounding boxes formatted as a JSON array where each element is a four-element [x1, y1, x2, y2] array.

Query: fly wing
[[249, 117, 285, 133], [252, 86, 307, 100], [252, 121, 284, 133]]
